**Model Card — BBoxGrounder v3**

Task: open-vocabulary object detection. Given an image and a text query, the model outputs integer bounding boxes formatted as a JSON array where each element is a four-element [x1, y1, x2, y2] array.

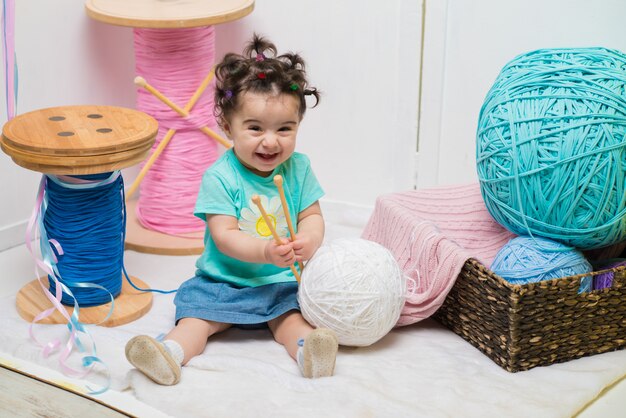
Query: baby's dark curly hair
[[214, 34, 320, 122]]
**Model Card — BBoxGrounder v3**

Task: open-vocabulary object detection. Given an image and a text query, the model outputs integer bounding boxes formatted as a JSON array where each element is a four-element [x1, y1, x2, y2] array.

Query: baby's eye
[[248, 125, 262, 132], [278, 126, 292, 132]]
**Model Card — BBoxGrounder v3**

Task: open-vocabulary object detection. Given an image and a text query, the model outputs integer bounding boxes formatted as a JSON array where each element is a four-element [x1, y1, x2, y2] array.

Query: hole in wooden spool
[[57, 131, 75, 137], [96, 128, 113, 133], [48, 116, 65, 121], [87, 114, 103, 119]]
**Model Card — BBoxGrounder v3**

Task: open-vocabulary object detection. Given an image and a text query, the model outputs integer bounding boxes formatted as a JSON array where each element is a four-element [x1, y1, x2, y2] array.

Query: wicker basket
[[433, 259, 626, 372]]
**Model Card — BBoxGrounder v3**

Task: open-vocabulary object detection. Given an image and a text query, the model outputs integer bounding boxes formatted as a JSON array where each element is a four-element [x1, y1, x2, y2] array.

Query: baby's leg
[[268, 311, 314, 359], [165, 318, 231, 364], [126, 318, 230, 385], [268, 311, 338, 378]]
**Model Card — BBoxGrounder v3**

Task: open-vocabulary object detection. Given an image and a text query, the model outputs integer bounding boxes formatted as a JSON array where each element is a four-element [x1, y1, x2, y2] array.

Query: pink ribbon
[[25, 175, 111, 394], [1, 0, 16, 120]]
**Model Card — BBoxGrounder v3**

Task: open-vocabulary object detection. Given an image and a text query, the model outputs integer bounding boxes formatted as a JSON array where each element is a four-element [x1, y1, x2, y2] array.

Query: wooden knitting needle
[[126, 128, 176, 200], [251, 195, 301, 283], [126, 70, 228, 200], [184, 67, 217, 113], [136, 67, 214, 115], [273, 175, 304, 272], [134, 75, 231, 149], [135, 76, 185, 117], [199, 126, 232, 149]]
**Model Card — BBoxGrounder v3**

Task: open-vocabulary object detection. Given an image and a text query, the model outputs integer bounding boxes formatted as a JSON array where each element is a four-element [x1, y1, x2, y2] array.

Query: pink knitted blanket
[[362, 183, 515, 326]]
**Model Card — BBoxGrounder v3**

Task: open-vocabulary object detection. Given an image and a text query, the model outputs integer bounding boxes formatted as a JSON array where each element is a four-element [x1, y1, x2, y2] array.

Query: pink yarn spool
[[134, 27, 220, 235], [84, 0, 254, 255]]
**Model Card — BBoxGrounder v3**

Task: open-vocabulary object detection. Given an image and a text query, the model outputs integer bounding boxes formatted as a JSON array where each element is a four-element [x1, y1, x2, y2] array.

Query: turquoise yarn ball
[[476, 47, 626, 250], [491, 236, 592, 291]]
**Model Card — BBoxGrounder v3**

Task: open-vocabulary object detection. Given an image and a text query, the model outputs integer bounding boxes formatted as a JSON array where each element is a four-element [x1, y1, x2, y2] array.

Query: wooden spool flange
[[2, 105, 158, 326], [1, 105, 158, 175], [16, 276, 153, 327], [85, 0, 255, 28]]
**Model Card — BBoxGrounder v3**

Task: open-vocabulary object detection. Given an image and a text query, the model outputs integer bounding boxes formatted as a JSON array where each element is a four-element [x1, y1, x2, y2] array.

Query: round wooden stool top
[[85, 0, 254, 28], [1, 105, 158, 175]]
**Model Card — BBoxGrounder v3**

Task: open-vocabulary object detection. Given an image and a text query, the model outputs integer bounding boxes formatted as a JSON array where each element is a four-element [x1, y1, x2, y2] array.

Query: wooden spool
[[1, 105, 158, 327], [85, 0, 254, 256], [85, 0, 255, 29], [15, 276, 153, 328]]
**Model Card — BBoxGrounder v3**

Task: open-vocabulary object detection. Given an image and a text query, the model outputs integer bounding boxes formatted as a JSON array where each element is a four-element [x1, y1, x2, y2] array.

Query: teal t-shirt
[[194, 149, 324, 287]]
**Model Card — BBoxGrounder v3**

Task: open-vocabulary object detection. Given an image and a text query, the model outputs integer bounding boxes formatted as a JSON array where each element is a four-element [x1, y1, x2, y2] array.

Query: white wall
[[0, 1, 137, 250], [4, 0, 625, 250], [214, 0, 422, 227], [0, 0, 422, 250], [417, 0, 626, 188]]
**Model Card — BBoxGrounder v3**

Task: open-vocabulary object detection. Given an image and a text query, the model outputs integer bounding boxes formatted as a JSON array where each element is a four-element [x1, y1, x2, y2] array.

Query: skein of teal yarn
[[476, 47, 626, 250], [490, 236, 592, 292]]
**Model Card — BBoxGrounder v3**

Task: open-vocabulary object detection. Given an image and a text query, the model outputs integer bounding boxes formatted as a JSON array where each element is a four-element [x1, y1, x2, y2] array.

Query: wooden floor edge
[[571, 373, 626, 417], [0, 360, 136, 417]]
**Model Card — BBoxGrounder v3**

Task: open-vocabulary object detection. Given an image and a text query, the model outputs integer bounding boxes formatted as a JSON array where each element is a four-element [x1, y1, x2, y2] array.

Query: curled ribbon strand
[[25, 174, 114, 394], [1, 0, 17, 120]]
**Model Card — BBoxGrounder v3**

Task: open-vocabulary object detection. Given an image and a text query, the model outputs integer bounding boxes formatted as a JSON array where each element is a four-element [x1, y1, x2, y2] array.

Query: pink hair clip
[[255, 53, 265, 62]]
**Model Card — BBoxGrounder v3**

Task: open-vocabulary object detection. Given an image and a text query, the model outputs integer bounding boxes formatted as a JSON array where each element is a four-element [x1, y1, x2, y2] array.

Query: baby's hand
[[264, 239, 296, 268], [292, 233, 320, 262]]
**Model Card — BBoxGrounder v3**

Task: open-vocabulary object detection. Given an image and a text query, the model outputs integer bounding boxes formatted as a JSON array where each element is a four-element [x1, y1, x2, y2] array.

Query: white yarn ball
[[298, 238, 406, 347]]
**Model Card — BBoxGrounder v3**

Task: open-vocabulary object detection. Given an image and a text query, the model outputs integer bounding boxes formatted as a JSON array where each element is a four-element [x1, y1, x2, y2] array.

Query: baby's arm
[[206, 214, 297, 268], [292, 201, 325, 262]]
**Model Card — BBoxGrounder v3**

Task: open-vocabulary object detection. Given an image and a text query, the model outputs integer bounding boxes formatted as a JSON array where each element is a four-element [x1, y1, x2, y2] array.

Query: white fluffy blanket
[[1, 248, 625, 418]]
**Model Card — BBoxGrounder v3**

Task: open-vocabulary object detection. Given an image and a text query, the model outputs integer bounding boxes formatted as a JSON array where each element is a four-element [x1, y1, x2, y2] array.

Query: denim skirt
[[174, 275, 300, 328]]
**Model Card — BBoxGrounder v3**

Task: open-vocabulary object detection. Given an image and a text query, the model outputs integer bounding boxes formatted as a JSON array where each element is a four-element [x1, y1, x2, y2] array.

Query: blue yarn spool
[[476, 47, 626, 250], [45, 172, 125, 307], [491, 236, 592, 292]]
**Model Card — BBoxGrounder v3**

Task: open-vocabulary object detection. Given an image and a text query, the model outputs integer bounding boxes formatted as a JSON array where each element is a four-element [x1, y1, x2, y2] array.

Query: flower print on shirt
[[239, 195, 288, 239]]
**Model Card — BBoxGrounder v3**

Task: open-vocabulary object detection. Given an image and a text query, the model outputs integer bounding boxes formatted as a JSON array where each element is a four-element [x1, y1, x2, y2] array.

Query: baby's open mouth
[[256, 152, 278, 161]]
